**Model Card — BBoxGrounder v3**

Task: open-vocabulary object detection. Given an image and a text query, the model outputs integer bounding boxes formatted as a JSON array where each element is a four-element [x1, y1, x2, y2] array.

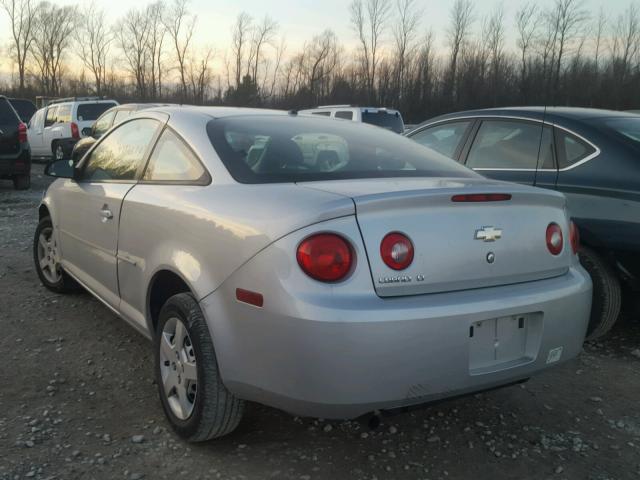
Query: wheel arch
[[147, 268, 196, 336]]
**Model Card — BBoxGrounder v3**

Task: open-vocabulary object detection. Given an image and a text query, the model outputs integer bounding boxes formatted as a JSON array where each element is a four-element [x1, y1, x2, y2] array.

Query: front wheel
[[155, 293, 244, 441], [33, 216, 80, 293], [579, 246, 622, 341]]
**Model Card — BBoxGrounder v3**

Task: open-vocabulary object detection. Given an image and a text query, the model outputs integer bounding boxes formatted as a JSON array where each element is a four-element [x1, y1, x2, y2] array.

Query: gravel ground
[[1, 165, 640, 480]]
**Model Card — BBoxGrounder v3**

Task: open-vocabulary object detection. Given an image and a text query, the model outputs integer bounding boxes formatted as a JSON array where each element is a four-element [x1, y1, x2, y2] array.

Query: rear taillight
[[452, 193, 512, 202], [380, 232, 414, 270], [546, 223, 564, 256], [18, 122, 27, 143], [569, 221, 580, 255], [70, 122, 80, 139], [296, 233, 354, 282]]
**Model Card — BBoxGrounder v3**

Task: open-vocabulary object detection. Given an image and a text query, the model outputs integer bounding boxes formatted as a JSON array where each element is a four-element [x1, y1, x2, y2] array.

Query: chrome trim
[[413, 114, 601, 172]]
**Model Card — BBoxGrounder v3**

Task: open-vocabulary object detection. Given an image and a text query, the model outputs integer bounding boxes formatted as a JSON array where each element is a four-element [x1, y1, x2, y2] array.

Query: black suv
[[407, 107, 640, 340], [0, 95, 31, 190]]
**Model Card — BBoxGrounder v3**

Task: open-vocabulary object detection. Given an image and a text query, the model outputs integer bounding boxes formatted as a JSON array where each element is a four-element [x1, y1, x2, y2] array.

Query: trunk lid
[[302, 178, 572, 297]]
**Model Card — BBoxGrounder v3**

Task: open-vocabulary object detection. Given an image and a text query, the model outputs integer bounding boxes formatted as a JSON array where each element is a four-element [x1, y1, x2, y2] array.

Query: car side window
[[44, 106, 58, 127], [143, 128, 207, 183], [312, 111, 331, 117], [556, 130, 595, 169], [410, 121, 472, 158], [56, 104, 72, 123], [335, 111, 353, 120], [81, 119, 160, 182], [93, 111, 116, 137], [467, 120, 548, 170]]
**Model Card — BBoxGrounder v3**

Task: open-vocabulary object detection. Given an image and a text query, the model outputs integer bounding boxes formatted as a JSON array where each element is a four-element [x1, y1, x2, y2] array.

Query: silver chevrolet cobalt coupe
[[36, 106, 592, 441]]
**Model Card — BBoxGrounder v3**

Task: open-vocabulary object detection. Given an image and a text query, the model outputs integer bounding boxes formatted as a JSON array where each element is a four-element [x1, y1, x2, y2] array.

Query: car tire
[[33, 216, 81, 293], [155, 293, 245, 441], [53, 142, 65, 161], [13, 174, 30, 190], [579, 246, 622, 341]]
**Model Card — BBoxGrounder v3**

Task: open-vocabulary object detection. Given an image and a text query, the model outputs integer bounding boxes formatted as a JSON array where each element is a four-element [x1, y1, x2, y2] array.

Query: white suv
[[28, 97, 118, 160], [299, 105, 405, 133]]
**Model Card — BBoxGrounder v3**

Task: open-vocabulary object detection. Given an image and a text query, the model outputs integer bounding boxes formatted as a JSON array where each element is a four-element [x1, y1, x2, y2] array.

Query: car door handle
[[100, 207, 113, 222]]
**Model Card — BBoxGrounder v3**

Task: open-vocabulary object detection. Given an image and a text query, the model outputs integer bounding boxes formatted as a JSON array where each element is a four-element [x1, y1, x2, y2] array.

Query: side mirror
[[81, 127, 92, 137], [44, 159, 75, 179]]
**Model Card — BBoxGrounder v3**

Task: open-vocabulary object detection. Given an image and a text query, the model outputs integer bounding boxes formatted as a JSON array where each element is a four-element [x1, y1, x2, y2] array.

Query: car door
[[42, 105, 59, 155], [27, 109, 46, 155], [461, 118, 556, 186], [117, 127, 210, 329], [407, 120, 475, 160], [56, 118, 163, 310]]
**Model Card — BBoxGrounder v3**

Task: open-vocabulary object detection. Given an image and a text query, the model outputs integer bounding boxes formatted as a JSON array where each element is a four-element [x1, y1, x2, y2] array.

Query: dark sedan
[[406, 107, 640, 340]]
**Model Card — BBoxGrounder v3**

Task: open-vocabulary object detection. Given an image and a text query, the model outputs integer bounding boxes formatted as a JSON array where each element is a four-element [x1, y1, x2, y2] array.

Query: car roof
[[143, 105, 288, 119], [419, 106, 638, 127]]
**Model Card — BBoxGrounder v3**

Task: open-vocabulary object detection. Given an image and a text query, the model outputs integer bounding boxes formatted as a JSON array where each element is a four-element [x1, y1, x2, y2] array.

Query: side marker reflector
[[236, 288, 264, 307]]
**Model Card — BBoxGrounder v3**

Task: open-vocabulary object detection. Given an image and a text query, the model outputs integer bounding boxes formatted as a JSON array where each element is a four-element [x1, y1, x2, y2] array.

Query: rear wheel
[[579, 246, 622, 341], [13, 174, 30, 190], [33, 216, 80, 293], [155, 293, 244, 441]]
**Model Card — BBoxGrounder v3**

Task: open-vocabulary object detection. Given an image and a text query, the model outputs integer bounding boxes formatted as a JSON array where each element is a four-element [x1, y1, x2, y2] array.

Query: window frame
[[554, 127, 598, 171], [44, 106, 59, 127], [335, 111, 354, 120], [408, 119, 476, 161], [139, 125, 212, 186], [76, 117, 163, 184]]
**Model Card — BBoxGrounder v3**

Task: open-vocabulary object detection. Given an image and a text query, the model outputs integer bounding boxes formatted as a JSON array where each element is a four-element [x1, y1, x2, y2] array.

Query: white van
[[298, 105, 405, 134]]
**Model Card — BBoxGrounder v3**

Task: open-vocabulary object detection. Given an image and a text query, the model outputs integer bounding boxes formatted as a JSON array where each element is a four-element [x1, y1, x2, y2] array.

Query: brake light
[[296, 233, 354, 282], [546, 223, 563, 256], [452, 193, 512, 202], [569, 221, 580, 255], [18, 122, 27, 143], [70, 122, 80, 139], [380, 232, 414, 270]]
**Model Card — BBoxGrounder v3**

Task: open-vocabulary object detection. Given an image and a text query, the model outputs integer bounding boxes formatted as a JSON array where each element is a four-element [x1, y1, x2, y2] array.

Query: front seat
[[253, 137, 304, 174]]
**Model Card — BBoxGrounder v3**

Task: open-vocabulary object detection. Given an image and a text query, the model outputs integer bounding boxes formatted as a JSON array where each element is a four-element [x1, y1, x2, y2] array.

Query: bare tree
[[516, 3, 538, 99], [0, 0, 38, 92], [305, 30, 340, 100], [75, 3, 112, 95], [350, 0, 391, 101], [392, 0, 422, 100], [146, 1, 167, 99], [485, 4, 505, 99], [31, 2, 77, 95], [188, 47, 214, 104], [611, 3, 640, 79], [593, 7, 607, 70], [165, 0, 196, 101], [230, 12, 252, 88], [247, 15, 278, 86], [446, 0, 474, 101], [115, 7, 151, 98]]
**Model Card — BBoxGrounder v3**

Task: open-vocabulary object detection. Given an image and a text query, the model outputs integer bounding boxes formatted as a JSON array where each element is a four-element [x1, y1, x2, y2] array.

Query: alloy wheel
[[36, 227, 61, 284], [159, 317, 198, 420]]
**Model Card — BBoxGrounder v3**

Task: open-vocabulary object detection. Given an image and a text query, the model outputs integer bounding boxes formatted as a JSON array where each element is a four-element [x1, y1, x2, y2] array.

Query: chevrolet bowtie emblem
[[475, 226, 502, 242]]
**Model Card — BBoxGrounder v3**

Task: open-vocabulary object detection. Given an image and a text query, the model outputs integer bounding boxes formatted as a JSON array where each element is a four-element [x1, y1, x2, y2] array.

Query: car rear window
[[361, 110, 404, 133], [0, 98, 19, 124], [77, 102, 118, 121], [8, 99, 36, 122], [207, 115, 477, 184]]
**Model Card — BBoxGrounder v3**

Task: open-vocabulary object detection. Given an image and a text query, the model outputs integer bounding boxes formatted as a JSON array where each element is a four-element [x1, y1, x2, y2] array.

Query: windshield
[[207, 115, 477, 184], [361, 110, 404, 133], [77, 102, 118, 121], [9, 99, 36, 123], [600, 117, 640, 148]]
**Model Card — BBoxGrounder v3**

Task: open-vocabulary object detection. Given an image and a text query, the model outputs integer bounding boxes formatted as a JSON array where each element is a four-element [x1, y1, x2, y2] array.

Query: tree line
[[2, 0, 640, 121]]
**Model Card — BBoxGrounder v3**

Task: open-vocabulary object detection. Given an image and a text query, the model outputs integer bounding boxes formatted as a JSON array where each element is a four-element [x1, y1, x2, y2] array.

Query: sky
[[0, 0, 630, 80]]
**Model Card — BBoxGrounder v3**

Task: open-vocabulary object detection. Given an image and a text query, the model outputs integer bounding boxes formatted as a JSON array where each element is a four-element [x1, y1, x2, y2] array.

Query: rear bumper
[[0, 148, 31, 176], [200, 266, 592, 419]]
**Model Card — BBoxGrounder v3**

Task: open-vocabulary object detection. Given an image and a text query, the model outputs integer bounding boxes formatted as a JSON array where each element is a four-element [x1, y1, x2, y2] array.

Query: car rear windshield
[[77, 102, 118, 121], [0, 98, 19, 124], [9, 99, 36, 122], [599, 117, 640, 148], [361, 110, 404, 133], [207, 115, 477, 184]]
